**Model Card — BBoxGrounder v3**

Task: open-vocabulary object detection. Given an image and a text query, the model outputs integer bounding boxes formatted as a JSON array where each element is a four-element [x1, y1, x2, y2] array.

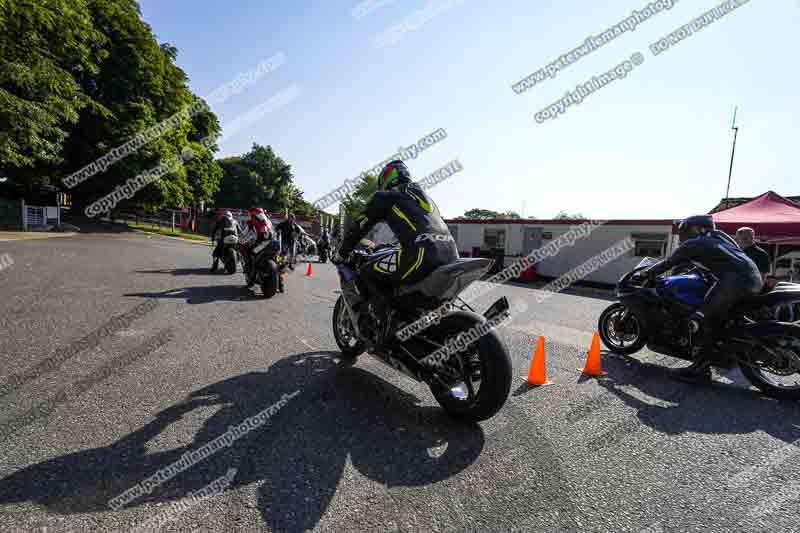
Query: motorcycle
[[240, 238, 286, 298], [217, 233, 240, 275], [318, 240, 330, 263], [598, 257, 800, 400], [332, 242, 513, 422]]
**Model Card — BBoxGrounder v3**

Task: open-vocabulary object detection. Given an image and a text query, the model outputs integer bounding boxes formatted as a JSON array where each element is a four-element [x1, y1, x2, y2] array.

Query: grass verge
[[127, 222, 211, 243]]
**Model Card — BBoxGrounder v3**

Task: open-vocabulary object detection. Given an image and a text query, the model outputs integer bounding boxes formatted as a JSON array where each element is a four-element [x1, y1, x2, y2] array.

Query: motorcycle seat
[[395, 258, 493, 300], [739, 282, 800, 308]]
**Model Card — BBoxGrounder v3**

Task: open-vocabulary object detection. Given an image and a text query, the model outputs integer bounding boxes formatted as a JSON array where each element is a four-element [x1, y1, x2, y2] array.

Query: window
[[632, 232, 667, 258], [542, 232, 553, 240], [484, 228, 506, 250]]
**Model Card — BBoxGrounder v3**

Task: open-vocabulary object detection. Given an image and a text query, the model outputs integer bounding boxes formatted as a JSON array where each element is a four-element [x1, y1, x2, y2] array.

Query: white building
[[445, 218, 679, 286]]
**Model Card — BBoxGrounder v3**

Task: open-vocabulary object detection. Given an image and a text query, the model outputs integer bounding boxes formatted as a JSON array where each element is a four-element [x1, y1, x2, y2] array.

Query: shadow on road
[[595, 352, 800, 442], [506, 280, 616, 302], [0, 352, 485, 532], [124, 285, 256, 304], [134, 268, 225, 276]]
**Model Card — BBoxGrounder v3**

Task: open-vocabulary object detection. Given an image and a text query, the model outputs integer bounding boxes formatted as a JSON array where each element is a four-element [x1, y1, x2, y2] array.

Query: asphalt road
[[1, 231, 799, 533]]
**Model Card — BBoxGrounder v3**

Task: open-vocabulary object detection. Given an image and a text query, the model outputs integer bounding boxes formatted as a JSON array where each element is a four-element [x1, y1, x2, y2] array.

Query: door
[[522, 227, 543, 255]]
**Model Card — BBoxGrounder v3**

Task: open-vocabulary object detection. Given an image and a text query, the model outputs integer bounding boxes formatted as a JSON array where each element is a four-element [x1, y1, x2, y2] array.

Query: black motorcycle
[[318, 239, 330, 263], [216, 233, 240, 275], [332, 243, 513, 422], [241, 238, 286, 298], [598, 257, 800, 400]]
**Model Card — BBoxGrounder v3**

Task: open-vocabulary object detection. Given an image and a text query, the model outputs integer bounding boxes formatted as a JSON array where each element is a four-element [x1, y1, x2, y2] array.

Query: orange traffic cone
[[526, 336, 552, 386], [580, 332, 607, 376], [305, 262, 313, 277]]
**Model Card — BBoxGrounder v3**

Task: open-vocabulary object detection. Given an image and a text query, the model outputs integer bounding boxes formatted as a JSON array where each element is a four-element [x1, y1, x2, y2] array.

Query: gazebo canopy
[[710, 191, 800, 244]]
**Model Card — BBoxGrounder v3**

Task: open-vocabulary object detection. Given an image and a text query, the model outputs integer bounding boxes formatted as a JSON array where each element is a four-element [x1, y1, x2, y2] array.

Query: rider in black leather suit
[[210, 211, 240, 273], [334, 160, 459, 315], [642, 215, 763, 383]]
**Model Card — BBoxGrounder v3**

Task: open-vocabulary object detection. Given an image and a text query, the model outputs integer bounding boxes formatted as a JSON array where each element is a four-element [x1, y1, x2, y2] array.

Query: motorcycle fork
[[340, 290, 363, 341]]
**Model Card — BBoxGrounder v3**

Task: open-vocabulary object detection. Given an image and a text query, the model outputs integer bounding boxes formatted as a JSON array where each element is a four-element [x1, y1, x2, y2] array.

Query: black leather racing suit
[[211, 217, 240, 262], [339, 182, 459, 304], [644, 230, 763, 361]]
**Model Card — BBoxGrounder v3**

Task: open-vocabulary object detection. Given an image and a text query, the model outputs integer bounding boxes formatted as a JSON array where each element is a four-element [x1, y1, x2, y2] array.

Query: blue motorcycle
[[598, 257, 800, 400]]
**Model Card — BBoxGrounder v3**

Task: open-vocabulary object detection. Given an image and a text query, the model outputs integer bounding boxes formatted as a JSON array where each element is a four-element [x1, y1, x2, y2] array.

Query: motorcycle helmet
[[678, 215, 715, 243], [377, 160, 412, 191]]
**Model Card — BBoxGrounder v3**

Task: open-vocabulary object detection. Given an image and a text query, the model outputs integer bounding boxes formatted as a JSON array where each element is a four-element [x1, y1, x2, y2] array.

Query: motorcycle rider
[[210, 210, 240, 273], [332, 160, 459, 335], [276, 213, 303, 270], [317, 229, 331, 259], [639, 215, 763, 384], [241, 208, 274, 286]]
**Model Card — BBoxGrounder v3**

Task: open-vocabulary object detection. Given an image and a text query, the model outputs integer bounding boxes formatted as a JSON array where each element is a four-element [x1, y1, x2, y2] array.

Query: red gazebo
[[710, 191, 800, 244], [701, 191, 800, 277]]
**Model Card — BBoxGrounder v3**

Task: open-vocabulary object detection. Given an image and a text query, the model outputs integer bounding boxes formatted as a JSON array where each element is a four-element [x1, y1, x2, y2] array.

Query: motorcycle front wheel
[[598, 303, 647, 355], [332, 295, 366, 362]]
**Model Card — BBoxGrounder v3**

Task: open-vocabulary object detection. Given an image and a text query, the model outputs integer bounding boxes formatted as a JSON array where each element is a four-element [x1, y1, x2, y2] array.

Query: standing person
[[735, 227, 771, 286], [210, 211, 240, 273], [276, 213, 302, 270]]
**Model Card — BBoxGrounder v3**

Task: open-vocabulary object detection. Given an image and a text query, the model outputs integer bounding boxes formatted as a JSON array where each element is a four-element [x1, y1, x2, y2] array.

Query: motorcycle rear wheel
[[738, 334, 800, 401], [224, 249, 237, 274], [260, 260, 279, 298], [426, 314, 512, 423]]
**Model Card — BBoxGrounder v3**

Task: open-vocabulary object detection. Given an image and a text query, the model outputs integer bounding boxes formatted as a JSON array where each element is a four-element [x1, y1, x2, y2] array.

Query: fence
[[0, 198, 23, 230]]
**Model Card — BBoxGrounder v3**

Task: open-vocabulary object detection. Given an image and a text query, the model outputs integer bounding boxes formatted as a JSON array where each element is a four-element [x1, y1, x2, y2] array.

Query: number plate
[[253, 242, 268, 254]]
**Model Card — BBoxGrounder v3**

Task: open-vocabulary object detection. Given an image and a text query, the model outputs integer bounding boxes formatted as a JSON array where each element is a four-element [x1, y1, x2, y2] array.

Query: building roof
[[444, 218, 675, 226]]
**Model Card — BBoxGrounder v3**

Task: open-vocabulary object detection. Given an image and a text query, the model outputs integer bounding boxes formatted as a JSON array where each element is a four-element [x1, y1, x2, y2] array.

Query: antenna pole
[[724, 106, 739, 210]]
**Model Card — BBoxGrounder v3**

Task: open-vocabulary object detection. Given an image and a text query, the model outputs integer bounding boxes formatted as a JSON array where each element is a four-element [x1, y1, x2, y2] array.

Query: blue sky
[[139, 0, 799, 220]]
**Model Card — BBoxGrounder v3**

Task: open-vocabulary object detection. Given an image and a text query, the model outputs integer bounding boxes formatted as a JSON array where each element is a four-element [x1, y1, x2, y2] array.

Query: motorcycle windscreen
[[635, 257, 660, 270], [657, 274, 707, 307]]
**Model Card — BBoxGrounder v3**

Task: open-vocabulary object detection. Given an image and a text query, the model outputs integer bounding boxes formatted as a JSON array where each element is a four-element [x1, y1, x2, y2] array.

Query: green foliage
[[460, 208, 522, 219], [0, 0, 223, 212], [340, 173, 378, 228], [554, 210, 585, 220], [0, 0, 106, 180], [213, 143, 312, 216]]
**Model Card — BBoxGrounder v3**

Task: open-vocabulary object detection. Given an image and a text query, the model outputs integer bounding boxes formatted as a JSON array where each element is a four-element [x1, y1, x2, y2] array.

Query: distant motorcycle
[[241, 238, 286, 298], [332, 242, 512, 422], [218, 233, 240, 275], [317, 239, 330, 263], [598, 257, 800, 400]]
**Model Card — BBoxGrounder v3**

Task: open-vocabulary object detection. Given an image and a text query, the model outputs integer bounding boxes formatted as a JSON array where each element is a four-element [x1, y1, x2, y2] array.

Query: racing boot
[[670, 317, 714, 384]]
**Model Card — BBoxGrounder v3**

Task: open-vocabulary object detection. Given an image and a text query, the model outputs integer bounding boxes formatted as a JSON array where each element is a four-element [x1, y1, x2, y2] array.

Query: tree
[[554, 210, 585, 220], [0, 0, 223, 215], [0, 0, 107, 186], [340, 173, 378, 228], [213, 143, 308, 214], [459, 208, 522, 219]]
